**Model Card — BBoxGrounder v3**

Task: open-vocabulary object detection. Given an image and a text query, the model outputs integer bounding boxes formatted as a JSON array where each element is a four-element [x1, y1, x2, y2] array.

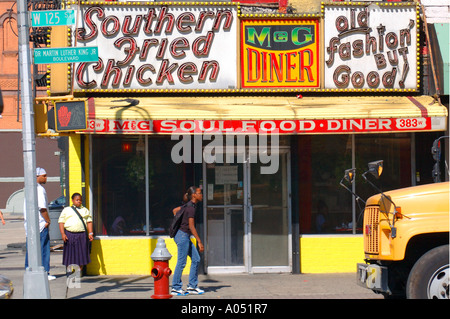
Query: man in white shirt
[[24, 167, 55, 280]]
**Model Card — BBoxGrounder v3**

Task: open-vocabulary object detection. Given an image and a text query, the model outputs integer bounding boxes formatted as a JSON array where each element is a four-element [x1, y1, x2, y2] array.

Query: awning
[[85, 95, 447, 134]]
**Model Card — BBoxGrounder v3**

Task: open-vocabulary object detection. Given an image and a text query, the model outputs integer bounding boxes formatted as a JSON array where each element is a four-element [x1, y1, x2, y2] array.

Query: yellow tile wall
[[300, 236, 365, 273], [86, 236, 365, 275], [87, 237, 192, 276]]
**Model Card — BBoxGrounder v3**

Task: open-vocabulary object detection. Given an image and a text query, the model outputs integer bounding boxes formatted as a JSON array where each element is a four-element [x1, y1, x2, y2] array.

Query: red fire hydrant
[[150, 238, 172, 299]]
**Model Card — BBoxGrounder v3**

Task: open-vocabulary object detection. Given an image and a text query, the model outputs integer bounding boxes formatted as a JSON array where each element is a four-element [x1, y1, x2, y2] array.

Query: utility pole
[[17, 0, 51, 298]]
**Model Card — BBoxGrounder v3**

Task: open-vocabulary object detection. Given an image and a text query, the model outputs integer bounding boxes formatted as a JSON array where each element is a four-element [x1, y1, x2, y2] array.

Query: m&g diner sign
[[70, 3, 237, 92], [324, 3, 419, 91], [240, 19, 319, 89]]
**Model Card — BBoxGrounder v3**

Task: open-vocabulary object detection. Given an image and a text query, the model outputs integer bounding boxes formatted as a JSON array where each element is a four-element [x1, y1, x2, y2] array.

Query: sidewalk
[[0, 213, 382, 300]]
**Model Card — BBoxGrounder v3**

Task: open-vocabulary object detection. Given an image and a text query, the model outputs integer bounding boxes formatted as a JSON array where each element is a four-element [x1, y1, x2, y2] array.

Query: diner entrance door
[[203, 147, 291, 274]]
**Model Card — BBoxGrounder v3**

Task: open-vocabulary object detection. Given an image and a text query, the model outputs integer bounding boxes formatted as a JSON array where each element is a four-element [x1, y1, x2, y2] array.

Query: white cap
[[36, 167, 47, 176]]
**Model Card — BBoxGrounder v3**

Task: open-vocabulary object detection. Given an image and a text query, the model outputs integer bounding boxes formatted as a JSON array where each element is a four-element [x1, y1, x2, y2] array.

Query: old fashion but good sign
[[71, 3, 237, 92], [324, 3, 419, 91]]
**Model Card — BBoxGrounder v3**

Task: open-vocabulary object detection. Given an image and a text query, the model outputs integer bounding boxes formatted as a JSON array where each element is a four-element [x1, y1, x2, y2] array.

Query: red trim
[[407, 96, 428, 117], [87, 97, 96, 119]]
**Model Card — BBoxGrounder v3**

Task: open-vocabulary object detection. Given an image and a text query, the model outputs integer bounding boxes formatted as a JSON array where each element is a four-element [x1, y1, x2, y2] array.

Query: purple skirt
[[62, 230, 91, 267]]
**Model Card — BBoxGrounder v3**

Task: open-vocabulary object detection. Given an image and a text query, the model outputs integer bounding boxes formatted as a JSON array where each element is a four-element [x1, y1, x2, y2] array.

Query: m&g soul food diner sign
[[241, 19, 319, 89], [70, 3, 237, 92], [324, 3, 418, 91]]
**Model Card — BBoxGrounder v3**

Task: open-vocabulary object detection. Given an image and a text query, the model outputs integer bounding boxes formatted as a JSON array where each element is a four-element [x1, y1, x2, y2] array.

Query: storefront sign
[[69, 3, 237, 92], [86, 117, 445, 134], [324, 3, 419, 91], [241, 19, 319, 89]]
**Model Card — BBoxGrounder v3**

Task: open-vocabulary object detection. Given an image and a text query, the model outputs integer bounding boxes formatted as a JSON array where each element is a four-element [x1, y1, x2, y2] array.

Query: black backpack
[[169, 202, 193, 238]]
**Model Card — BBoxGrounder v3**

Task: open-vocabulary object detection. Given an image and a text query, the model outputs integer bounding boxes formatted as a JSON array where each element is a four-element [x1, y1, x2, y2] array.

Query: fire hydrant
[[150, 238, 172, 299]]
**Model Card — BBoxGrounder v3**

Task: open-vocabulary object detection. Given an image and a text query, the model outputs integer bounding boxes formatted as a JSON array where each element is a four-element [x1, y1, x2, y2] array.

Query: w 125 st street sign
[[34, 47, 99, 64], [30, 10, 75, 27]]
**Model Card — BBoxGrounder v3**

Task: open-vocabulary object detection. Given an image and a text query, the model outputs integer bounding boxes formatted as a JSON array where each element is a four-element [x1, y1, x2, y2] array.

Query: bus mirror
[[368, 160, 383, 179], [344, 168, 355, 183], [378, 195, 392, 214]]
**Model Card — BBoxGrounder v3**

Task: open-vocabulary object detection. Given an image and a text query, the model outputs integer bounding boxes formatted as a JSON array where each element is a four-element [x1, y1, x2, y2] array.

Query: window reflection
[[310, 135, 353, 234], [91, 133, 415, 236], [92, 135, 191, 236], [92, 136, 146, 236], [303, 133, 412, 235]]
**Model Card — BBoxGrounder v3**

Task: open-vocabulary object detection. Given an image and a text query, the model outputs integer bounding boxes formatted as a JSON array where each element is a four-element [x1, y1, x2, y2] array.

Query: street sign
[[30, 10, 75, 27], [34, 47, 99, 64]]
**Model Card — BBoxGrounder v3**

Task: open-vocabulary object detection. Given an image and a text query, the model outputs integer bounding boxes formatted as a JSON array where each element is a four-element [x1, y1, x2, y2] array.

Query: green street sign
[[34, 47, 99, 64], [30, 10, 75, 27]]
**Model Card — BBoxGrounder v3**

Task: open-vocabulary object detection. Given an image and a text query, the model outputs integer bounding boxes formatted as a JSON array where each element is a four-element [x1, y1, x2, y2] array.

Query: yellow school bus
[[343, 158, 449, 299]]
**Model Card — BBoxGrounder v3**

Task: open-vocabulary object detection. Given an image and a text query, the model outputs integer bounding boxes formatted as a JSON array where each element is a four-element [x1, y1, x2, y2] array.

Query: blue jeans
[[25, 227, 51, 273], [171, 230, 201, 290]]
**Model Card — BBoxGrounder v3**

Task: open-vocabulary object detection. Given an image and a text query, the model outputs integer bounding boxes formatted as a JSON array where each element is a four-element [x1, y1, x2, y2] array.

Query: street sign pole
[[17, 0, 51, 298]]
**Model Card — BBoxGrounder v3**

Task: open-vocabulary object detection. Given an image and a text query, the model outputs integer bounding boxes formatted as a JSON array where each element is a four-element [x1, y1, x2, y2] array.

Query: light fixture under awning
[[85, 95, 447, 134]]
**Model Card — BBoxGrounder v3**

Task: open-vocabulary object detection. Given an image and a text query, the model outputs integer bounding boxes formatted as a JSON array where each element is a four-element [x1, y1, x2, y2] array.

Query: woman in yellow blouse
[[58, 193, 93, 270]]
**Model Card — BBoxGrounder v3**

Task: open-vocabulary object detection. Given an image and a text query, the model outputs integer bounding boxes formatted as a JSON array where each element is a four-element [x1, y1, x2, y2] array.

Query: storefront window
[[355, 133, 411, 203], [309, 135, 352, 234], [301, 133, 412, 235], [92, 135, 192, 236], [92, 136, 146, 235], [147, 137, 187, 234]]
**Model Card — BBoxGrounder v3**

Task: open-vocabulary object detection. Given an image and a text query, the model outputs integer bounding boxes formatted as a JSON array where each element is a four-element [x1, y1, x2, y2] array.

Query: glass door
[[204, 151, 247, 273], [247, 148, 291, 273], [203, 147, 291, 273]]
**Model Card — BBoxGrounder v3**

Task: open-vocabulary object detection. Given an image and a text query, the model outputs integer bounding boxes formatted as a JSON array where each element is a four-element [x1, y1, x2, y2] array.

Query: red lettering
[[114, 37, 138, 66], [198, 61, 219, 82], [156, 59, 178, 84], [122, 14, 143, 35], [170, 37, 189, 58], [101, 15, 120, 37], [178, 62, 197, 83], [113, 120, 130, 131], [136, 64, 155, 85], [102, 59, 122, 87], [154, 6, 174, 34]]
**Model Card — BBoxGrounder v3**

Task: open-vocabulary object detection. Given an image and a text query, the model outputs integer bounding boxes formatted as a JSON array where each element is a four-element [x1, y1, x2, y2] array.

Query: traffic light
[[431, 139, 441, 162], [431, 136, 449, 183], [54, 100, 87, 132]]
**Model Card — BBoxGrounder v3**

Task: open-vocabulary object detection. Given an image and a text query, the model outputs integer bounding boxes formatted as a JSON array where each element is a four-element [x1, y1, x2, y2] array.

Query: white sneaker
[[171, 288, 188, 296], [187, 286, 204, 295], [48, 275, 56, 281]]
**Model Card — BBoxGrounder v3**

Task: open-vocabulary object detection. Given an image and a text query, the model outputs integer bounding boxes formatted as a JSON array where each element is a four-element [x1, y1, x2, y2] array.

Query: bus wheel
[[406, 245, 449, 299]]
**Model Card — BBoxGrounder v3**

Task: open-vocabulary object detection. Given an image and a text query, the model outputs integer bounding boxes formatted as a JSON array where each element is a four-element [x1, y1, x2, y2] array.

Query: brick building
[[0, 0, 63, 215]]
